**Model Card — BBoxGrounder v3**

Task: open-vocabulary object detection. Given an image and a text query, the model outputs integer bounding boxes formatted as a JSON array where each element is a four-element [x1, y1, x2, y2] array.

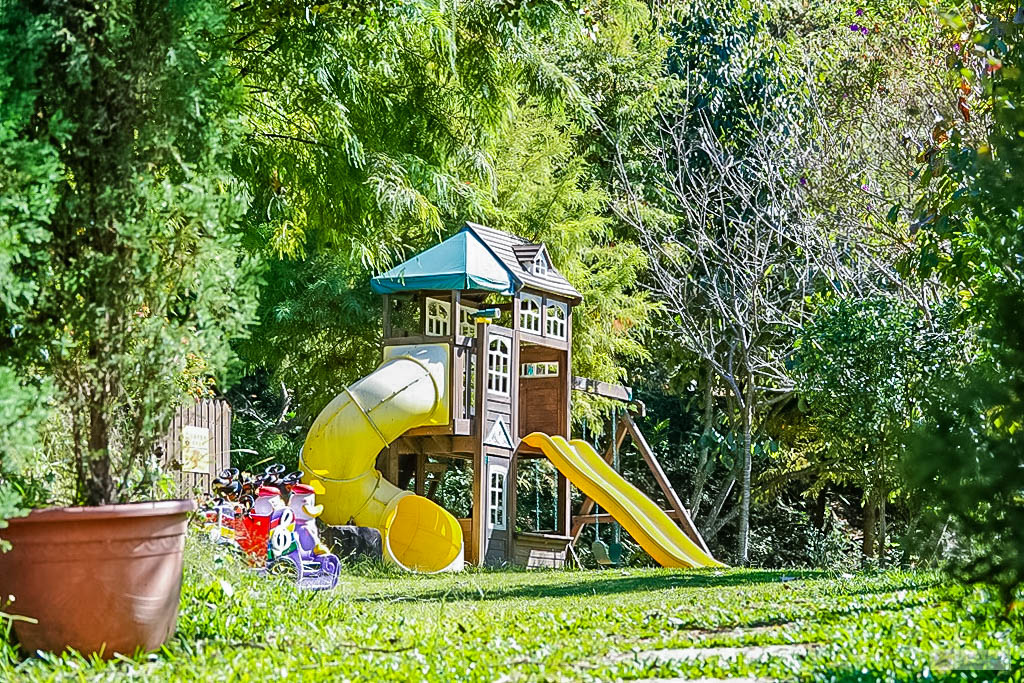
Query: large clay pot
[[0, 499, 195, 657]]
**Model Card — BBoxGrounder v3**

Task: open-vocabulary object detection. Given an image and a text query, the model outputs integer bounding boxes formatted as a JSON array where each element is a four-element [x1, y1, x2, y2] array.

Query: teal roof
[[370, 228, 519, 295]]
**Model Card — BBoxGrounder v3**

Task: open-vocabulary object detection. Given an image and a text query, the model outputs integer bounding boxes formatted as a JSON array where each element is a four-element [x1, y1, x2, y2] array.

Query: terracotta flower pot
[[0, 499, 195, 657]]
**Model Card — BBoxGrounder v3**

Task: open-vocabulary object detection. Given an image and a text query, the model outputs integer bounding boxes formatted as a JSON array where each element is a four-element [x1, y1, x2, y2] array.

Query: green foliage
[[226, 372, 305, 473], [230, 0, 577, 266], [791, 0, 959, 285], [232, 255, 382, 417], [787, 297, 962, 562], [0, 0, 259, 506], [907, 3, 1024, 606], [664, 0, 805, 139], [4, 533, 1022, 679], [0, 7, 59, 316], [790, 297, 959, 502], [0, 0, 59, 527], [747, 497, 861, 571], [0, 370, 51, 544], [230, 0, 657, 430], [486, 100, 654, 409]]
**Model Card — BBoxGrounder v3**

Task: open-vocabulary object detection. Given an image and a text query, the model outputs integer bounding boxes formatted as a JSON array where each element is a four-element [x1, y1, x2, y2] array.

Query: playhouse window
[[521, 361, 559, 378], [487, 337, 511, 396], [459, 305, 478, 337], [520, 294, 542, 334], [545, 301, 567, 339], [489, 467, 507, 530], [532, 253, 548, 276], [425, 298, 451, 336]]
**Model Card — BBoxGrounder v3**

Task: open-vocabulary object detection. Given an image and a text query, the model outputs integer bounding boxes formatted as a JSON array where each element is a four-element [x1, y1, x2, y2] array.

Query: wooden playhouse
[[370, 222, 705, 567]]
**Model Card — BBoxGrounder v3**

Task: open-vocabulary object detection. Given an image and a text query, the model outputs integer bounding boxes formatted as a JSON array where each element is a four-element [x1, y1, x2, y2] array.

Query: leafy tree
[[229, 0, 659, 436], [229, 0, 577, 266], [792, 0, 961, 314], [0, 0, 59, 525], [908, 2, 1024, 605], [0, 370, 50, 546], [487, 100, 654, 410], [789, 297, 960, 564], [0, 0, 258, 506]]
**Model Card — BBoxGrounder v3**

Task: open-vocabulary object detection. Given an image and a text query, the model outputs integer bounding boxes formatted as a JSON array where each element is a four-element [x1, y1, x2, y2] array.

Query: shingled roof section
[[464, 222, 582, 303]]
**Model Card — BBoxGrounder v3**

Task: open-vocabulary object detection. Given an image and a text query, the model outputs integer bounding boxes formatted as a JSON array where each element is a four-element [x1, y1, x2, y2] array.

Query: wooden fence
[[158, 398, 232, 497]]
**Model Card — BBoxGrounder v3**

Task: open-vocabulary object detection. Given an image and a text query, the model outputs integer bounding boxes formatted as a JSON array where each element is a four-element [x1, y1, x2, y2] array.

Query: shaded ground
[[2, 534, 1021, 681]]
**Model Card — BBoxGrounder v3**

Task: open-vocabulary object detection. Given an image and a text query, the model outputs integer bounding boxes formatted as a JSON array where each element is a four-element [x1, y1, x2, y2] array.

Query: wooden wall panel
[[518, 345, 568, 438], [458, 518, 476, 564]]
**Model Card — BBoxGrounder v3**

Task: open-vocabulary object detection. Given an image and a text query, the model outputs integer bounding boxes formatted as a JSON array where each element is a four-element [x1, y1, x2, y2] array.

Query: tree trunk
[[702, 472, 736, 540], [736, 381, 754, 565], [861, 496, 877, 562], [877, 495, 887, 567], [690, 365, 715, 516], [810, 487, 828, 532], [86, 399, 114, 506]]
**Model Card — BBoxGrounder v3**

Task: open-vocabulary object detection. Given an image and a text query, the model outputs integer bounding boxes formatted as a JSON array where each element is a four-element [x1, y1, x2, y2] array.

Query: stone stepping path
[[628, 644, 814, 664]]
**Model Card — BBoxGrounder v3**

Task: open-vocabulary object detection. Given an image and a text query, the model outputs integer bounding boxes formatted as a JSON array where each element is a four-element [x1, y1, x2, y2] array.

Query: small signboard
[[181, 424, 211, 474]]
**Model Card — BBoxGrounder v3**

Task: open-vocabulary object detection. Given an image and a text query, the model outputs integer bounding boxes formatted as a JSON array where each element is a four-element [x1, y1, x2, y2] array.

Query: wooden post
[[556, 303, 572, 537], [382, 444, 399, 484], [622, 412, 711, 554], [508, 298, 521, 559], [508, 449, 518, 559], [449, 290, 460, 425], [510, 295, 521, 446], [471, 321, 488, 565], [555, 472, 571, 536], [415, 453, 426, 496], [611, 406, 621, 546], [564, 304, 572, 439], [382, 294, 391, 338]]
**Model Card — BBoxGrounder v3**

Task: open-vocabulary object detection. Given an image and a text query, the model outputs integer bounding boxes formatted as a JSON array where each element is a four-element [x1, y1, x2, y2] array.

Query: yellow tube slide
[[522, 433, 722, 568], [300, 352, 463, 573]]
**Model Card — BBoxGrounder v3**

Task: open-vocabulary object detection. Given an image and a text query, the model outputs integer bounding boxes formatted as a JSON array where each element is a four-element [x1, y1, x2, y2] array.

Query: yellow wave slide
[[523, 433, 722, 568]]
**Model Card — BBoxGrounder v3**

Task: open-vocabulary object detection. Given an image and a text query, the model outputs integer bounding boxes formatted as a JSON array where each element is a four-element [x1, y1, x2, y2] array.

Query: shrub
[[0, 1, 258, 507]]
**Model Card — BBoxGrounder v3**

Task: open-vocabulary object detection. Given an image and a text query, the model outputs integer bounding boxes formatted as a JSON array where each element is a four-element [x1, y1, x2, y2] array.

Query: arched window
[[519, 293, 542, 334], [487, 337, 511, 396], [545, 301, 567, 339], [425, 298, 450, 336]]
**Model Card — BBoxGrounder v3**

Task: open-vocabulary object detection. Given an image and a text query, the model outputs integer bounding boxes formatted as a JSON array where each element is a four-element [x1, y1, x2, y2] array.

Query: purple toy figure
[[287, 484, 340, 589]]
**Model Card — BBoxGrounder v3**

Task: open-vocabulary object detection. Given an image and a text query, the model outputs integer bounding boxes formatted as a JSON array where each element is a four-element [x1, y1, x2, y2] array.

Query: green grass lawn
[[3, 534, 1022, 682]]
